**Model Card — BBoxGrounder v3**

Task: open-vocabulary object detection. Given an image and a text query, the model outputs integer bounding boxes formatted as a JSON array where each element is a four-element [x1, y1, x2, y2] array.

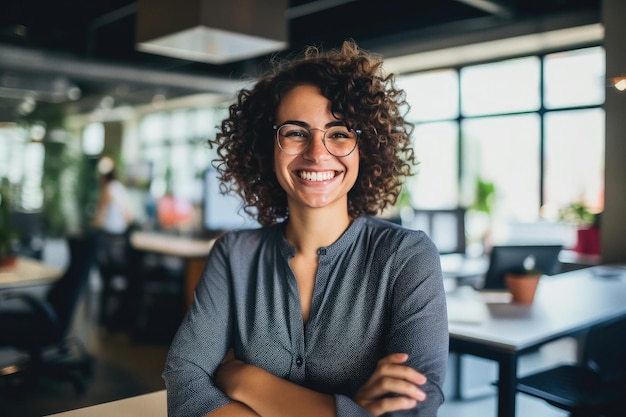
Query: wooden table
[[130, 231, 217, 309], [45, 390, 166, 417], [448, 265, 626, 417], [0, 257, 62, 288]]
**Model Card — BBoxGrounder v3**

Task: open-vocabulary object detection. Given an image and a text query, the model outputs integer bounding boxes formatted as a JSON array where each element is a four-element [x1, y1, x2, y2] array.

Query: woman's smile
[[297, 170, 340, 182]]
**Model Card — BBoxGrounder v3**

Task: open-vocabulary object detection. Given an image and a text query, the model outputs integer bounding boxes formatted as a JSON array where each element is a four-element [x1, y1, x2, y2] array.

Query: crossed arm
[[207, 352, 428, 417], [165, 231, 447, 417]]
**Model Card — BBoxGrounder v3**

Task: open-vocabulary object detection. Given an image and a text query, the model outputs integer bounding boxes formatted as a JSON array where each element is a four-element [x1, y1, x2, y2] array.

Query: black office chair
[[0, 235, 98, 394], [515, 315, 626, 417], [10, 211, 45, 260], [96, 231, 136, 330]]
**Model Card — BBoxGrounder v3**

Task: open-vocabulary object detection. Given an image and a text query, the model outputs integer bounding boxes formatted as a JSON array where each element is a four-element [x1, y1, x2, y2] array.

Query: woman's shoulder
[[214, 225, 279, 249], [359, 217, 443, 284], [362, 216, 428, 239], [358, 216, 439, 254]]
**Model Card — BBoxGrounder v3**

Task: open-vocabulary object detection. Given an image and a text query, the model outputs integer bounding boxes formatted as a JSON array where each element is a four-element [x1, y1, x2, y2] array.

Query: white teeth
[[299, 171, 335, 181]]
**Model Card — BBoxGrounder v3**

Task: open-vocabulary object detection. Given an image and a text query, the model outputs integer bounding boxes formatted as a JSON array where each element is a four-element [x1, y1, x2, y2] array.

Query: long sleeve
[[163, 238, 234, 416], [386, 233, 448, 416], [335, 394, 375, 416], [162, 218, 448, 417]]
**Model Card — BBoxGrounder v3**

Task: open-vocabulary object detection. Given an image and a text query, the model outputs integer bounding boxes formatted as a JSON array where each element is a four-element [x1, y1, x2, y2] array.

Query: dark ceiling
[[0, 0, 602, 122]]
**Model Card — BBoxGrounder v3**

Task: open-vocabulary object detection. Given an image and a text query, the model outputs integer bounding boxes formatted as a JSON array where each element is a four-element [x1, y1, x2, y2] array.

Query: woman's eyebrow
[[280, 120, 347, 128], [281, 120, 308, 127]]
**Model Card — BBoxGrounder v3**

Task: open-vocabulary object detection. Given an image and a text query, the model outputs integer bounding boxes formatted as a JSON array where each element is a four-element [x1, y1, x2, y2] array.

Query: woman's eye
[[328, 129, 351, 139], [287, 130, 309, 139]]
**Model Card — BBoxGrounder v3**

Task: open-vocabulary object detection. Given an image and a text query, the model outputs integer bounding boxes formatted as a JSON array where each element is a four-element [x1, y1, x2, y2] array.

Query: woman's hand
[[214, 349, 335, 417], [211, 349, 262, 416], [352, 353, 427, 416]]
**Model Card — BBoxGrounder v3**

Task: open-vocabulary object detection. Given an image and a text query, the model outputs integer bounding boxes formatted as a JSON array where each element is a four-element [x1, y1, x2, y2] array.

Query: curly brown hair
[[209, 40, 417, 226]]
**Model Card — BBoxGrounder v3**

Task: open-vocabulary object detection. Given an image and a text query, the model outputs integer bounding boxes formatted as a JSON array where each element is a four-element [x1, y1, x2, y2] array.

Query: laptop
[[478, 244, 563, 302]]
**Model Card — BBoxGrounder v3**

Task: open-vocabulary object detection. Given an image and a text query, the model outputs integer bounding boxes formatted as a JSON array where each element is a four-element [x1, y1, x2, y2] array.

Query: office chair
[[96, 231, 137, 330], [481, 244, 563, 290], [0, 235, 98, 394], [10, 211, 45, 260], [515, 315, 626, 417]]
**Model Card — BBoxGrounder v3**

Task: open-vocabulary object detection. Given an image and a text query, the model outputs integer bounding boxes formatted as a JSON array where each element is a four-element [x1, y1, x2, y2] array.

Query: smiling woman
[[163, 40, 449, 417], [272, 84, 361, 215]]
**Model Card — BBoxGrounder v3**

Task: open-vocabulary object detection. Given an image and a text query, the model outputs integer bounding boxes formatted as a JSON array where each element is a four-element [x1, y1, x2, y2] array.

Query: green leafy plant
[[558, 201, 596, 228], [470, 178, 496, 215], [0, 178, 18, 259]]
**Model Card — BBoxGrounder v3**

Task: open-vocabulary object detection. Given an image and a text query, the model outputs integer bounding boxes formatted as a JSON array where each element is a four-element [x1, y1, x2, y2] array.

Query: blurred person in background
[[92, 156, 135, 330]]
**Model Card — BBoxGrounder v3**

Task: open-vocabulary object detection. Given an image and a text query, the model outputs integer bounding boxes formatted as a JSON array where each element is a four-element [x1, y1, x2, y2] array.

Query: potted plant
[[558, 202, 600, 255], [0, 178, 18, 267], [466, 178, 496, 255], [504, 254, 542, 304]]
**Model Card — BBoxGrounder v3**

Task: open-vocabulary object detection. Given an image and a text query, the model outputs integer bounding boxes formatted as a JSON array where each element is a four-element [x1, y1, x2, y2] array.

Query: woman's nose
[[302, 131, 331, 161]]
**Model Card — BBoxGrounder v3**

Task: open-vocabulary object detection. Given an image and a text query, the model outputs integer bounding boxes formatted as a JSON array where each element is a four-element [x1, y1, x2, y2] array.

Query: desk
[[0, 257, 62, 288], [448, 265, 626, 417], [45, 389, 166, 417], [559, 249, 602, 271], [440, 248, 602, 286], [130, 231, 217, 309]]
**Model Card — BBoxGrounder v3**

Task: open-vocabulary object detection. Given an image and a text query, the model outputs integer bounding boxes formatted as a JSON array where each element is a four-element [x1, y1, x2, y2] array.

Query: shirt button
[[296, 356, 303, 367]]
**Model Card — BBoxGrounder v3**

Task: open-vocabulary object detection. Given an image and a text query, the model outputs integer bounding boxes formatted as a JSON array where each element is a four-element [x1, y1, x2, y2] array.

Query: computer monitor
[[203, 168, 260, 232], [482, 245, 563, 290]]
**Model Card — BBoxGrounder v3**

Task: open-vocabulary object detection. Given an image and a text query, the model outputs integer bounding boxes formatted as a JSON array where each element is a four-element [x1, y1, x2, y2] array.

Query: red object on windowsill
[[575, 227, 600, 255]]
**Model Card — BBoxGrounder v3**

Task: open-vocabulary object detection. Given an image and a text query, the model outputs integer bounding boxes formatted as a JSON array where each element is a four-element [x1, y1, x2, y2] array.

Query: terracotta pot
[[0, 254, 18, 268], [505, 273, 541, 304]]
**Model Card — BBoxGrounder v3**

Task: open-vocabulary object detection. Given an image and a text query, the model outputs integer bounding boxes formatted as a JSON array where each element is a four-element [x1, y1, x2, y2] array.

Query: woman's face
[[274, 85, 359, 215]]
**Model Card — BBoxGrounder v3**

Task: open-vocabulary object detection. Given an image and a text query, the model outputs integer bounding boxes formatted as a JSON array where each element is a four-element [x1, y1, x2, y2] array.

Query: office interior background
[[1, 0, 624, 262], [1, 0, 625, 415]]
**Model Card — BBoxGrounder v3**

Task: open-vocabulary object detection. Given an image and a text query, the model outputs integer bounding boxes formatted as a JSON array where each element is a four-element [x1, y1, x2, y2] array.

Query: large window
[[407, 121, 459, 209], [461, 56, 541, 116], [134, 106, 228, 229], [138, 107, 225, 198], [397, 70, 460, 208], [462, 113, 541, 222], [543, 108, 605, 214], [398, 46, 605, 247], [0, 124, 45, 211]]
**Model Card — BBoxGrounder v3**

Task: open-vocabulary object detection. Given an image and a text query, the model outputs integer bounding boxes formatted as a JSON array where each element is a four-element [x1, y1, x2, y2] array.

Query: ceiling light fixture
[[608, 75, 626, 92], [136, 0, 288, 65]]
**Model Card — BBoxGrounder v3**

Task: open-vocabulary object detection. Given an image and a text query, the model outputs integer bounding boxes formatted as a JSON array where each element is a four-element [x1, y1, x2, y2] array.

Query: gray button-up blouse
[[163, 215, 449, 416]]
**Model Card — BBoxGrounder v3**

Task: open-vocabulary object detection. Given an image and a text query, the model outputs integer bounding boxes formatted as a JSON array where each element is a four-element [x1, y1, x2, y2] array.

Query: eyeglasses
[[273, 123, 361, 157]]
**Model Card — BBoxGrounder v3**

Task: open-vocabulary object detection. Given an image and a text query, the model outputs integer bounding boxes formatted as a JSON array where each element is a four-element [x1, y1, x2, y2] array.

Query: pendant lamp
[[136, 0, 288, 64]]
